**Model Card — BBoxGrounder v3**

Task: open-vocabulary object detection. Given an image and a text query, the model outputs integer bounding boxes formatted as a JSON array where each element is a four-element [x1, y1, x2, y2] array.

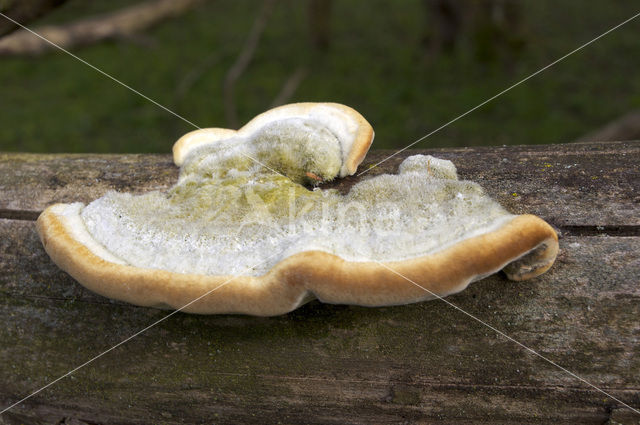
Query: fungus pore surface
[[71, 125, 511, 276]]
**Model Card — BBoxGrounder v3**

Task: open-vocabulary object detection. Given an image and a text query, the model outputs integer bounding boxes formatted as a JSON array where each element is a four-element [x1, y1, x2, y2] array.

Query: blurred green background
[[1, 0, 639, 153]]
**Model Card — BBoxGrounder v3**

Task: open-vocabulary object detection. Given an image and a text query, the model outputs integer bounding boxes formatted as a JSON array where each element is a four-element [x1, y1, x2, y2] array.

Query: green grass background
[[1, 0, 639, 153]]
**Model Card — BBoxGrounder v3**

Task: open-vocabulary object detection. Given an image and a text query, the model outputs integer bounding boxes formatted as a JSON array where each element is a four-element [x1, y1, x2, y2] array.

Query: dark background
[[1, 0, 639, 153]]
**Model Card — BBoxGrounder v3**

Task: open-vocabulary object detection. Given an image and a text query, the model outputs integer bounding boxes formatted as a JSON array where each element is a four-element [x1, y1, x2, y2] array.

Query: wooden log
[[0, 142, 639, 424], [1, 141, 638, 227], [0, 153, 178, 220]]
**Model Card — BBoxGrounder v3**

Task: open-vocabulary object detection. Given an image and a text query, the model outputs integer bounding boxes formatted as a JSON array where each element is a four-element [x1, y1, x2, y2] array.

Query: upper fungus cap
[[173, 103, 375, 178], [37, 102, 558, 316]]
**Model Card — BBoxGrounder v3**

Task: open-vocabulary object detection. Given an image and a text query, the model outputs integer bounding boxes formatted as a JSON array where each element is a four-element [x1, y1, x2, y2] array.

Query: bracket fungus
[[37, 102, 558, 316]]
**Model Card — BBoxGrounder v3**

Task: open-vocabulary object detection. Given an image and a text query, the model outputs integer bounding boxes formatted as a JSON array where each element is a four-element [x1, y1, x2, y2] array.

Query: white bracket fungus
[[37, 103, 558, 316]]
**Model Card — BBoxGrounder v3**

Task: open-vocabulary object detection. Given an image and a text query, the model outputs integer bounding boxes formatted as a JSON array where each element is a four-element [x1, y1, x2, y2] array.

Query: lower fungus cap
[[77, 154, 513, 276], [36, 102, 558, 316]]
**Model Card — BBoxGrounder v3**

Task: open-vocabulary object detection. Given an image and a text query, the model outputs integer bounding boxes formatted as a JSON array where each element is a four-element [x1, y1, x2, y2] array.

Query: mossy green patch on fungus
[[77, 120, 512, 277]]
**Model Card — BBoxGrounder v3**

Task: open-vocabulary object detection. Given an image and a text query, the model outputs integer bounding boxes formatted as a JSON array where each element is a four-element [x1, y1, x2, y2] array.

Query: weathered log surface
[[1, 141, 638, 227], [0, 141, 639, 424]]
